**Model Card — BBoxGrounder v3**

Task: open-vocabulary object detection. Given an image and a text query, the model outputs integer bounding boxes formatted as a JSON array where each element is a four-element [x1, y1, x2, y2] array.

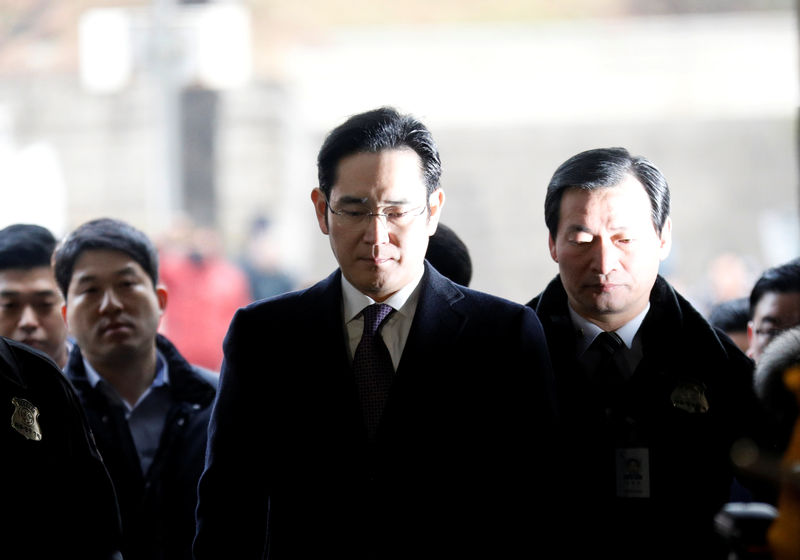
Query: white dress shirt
[[341, 267, 424, 371]]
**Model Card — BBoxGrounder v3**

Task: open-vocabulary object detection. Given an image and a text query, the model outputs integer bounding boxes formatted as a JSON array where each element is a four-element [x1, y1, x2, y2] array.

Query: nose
[[99, 289, 123, 313], [592, 238, 619, 276], [363, 214, 391, 245], [18, 305, 39, 331]]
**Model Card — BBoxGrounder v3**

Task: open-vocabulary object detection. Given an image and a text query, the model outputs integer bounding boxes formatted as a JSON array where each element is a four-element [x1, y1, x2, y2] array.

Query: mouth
[[100, 321, 134, 336], [361, 254, 394, 266], [588, 281, 621, 293]]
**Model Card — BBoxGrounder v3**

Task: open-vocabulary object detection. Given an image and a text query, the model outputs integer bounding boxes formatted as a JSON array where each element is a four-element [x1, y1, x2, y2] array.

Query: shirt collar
[[83, 349, 169, 392], [570, 303, 650, 356], [341, 266, 424, 323]]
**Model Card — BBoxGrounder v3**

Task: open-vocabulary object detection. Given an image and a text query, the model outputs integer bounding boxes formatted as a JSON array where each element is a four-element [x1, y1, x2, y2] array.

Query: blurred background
[[1, 0, 798, 366]]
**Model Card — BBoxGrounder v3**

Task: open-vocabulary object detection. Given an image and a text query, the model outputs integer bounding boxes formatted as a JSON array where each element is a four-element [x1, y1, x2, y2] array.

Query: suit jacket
[[195, 263, 557, 559]]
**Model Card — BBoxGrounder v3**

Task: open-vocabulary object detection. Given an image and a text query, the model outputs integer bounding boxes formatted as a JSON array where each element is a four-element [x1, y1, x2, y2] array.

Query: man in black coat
[[194, 107, 558, 559], [54, 218, 217, 560], [1, 335, 122, 559], [529, 147, 763, 559]]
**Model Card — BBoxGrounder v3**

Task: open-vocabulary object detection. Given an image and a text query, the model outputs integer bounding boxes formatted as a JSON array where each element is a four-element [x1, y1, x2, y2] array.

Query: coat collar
[[533, 274, 735, 366], [320, 262, 468, 372], [65, 334, 216, 407]]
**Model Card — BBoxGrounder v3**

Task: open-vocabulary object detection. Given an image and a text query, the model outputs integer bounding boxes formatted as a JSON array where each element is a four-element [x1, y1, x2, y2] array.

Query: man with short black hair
[[54, 217, 217, 560], [529, 147, 763, 559], [747, 258, 800, 364], [195, 107, 557, 559], [0, 223, 70, 368]]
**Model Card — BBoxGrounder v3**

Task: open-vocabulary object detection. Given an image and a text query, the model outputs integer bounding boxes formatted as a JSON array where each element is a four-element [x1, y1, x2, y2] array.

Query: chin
[[588, 297, 623, 315]]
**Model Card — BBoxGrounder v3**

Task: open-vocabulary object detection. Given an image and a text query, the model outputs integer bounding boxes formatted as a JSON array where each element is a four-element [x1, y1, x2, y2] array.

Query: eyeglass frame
[[753, 325, 791, 342], [325, 198, 429, 228]]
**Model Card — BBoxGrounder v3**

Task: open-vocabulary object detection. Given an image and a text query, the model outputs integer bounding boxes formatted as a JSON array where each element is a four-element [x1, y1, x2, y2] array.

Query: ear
[[548, 233, 558, 263], [61, 303, 67, 325], [311, 188, 330, 235], [156, 285, 168, 313], [426, 188, 445, 235], [746, 320, 755, 358], [658, 217, 673, 261]]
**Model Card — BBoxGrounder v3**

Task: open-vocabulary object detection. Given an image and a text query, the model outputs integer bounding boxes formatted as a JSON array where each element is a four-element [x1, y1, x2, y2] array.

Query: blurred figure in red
[[159, 219, 250, 372]]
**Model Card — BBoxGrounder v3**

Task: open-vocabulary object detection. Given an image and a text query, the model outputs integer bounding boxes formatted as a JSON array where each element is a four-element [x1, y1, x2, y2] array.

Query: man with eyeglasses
[[747, 257, 800, 364], [194, 107, 558, 559]]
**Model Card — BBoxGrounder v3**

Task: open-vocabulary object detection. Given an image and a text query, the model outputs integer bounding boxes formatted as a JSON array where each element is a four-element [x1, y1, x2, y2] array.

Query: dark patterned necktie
[[352, 303, 395, 441]]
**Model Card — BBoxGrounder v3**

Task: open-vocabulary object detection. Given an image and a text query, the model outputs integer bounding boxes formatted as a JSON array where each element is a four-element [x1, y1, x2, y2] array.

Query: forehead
[[753, 291, 800, 324], [331, 148, 426, 202], [558, 175, 653, 231], [70, 249, 148, 279], [0, 267, 59, 291]]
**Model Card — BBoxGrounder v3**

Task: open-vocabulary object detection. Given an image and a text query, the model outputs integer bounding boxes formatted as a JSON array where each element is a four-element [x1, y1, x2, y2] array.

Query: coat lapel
[[396, 263, 466, 377], [307, 269, 351, 373], [309, 271, 370, 438]]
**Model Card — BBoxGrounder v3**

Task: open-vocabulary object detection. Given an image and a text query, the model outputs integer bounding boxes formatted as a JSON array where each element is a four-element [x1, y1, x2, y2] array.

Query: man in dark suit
[[528, 147, 764, 559], [194, 107, 557, 559]]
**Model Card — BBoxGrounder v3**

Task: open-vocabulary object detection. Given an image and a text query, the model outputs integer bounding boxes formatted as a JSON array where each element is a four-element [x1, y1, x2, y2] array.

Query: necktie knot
[[592, 331, 624, 356], [589, 330, 627, 389], [361, 303, 394, 337]]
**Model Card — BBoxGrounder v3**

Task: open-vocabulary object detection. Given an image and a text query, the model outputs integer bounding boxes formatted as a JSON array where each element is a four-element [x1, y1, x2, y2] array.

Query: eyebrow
[[0, 289, 60, 298], [564, 224, 630, 235], [334, 195, 412, 206], [565, 225, 592, 233], [73, 265, 140, 285]]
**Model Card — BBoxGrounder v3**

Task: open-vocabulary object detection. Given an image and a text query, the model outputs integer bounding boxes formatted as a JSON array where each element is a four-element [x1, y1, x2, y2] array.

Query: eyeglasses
[[755, 326, 788, 342], [326, 201, 427, 228]]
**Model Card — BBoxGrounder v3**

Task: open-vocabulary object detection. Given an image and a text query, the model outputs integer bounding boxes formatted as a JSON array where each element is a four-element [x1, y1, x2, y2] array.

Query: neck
[[88, 347, 158, 407], [53, 344, 69, 371]]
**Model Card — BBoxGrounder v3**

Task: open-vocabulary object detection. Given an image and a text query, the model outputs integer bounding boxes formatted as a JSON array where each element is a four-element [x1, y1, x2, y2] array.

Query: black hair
[[0, 224, 57, 270], [317, 106, 442, 201], [749, 258, 800, 319], [544, 147, 670, 239], [53, 218, 159, 298], [425, 223, 472, 287], [708, 297, 750, 333]]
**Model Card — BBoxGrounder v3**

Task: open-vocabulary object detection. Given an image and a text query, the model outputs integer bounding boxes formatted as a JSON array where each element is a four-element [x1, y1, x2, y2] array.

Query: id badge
[[615, 447, 650, 498]]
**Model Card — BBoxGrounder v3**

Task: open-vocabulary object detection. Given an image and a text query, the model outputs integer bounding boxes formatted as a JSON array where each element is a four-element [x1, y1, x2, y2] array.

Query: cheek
[[329, 231, 357, 257], [554, 247, 583, 272], [45, 313, 66, 329], [65, 308, 85, 331], [0, 317, 14, 335], [626, 247, 662, 277]]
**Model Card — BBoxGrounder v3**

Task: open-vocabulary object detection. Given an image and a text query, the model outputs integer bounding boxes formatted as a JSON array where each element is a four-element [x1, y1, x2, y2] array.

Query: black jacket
[[65, 334, 217, 560], [1, 336, 122, 559], [529, 275, 763, 560]]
